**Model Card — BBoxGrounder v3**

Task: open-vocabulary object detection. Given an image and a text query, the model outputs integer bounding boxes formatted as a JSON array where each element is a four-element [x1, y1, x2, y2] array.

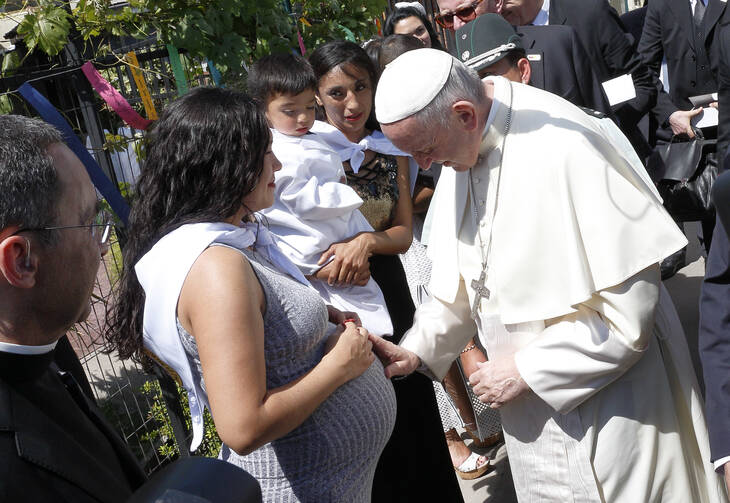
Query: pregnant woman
[[105, 87, 396, 502]]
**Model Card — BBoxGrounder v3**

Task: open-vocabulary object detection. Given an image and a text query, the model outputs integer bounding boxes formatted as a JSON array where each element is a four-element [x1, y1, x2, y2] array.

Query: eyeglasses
[[434, 0, 485, 29], [13, 210, 114, 246]]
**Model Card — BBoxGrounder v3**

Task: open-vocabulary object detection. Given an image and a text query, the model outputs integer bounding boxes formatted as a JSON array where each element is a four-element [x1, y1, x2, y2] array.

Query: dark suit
[[547, 0, 656, 160], [717, 18, 730, 165], [621, 6, 649, 50], [549, 0, 657, 124], [516, 25, 611, 115], [0, 350, 146, 503], [638, 0, 727, 140], [699, 166, 730, 470]]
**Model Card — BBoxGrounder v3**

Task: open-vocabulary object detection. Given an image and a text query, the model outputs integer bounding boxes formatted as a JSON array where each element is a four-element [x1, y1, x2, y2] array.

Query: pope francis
[[369, 48, 727, 502]]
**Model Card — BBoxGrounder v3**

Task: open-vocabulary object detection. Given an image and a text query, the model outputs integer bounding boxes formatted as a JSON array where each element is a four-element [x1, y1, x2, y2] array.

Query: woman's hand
[[324, 321, 375, 382], [317, 233, 373, 286], [326, 306, 362, 326]]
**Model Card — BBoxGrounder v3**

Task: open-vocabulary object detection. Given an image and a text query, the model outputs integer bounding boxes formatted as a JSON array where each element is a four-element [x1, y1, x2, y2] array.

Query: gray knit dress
[[178, 246, 396, 503]]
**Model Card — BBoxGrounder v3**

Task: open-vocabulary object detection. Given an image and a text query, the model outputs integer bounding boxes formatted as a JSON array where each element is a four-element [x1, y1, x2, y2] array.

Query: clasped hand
[[316, 233, 372, 286], [468, 354, 529, 408]]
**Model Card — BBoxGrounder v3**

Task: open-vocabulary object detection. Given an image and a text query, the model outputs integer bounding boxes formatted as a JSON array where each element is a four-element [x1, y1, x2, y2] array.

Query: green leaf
[[16, 6, 71, 57], [1, 50, 20, 76]]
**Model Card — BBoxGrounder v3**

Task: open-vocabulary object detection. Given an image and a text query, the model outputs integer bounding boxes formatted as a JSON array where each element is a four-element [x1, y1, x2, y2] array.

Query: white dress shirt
[[531, 0, 550, 25]]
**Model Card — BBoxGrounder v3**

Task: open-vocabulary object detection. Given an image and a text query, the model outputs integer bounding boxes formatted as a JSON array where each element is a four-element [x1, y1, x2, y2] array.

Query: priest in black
[[0, 114, 146, 503]]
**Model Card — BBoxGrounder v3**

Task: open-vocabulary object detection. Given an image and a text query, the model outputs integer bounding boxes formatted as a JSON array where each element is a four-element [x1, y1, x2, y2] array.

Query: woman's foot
[[445, 428, 489, 480]]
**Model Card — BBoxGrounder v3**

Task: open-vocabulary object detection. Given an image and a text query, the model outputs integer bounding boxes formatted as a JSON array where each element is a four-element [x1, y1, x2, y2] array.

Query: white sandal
[[454, 451, 490, 480]]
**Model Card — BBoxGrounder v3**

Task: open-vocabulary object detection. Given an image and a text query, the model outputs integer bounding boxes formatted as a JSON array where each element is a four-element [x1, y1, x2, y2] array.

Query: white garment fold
[[261, 129, 393, 336], [310, 120, 419, 195]]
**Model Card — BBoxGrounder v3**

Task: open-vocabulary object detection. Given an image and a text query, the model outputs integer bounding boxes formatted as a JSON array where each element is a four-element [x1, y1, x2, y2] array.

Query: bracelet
[[342, 318, 357, 325], [461, 344, 477, 354]]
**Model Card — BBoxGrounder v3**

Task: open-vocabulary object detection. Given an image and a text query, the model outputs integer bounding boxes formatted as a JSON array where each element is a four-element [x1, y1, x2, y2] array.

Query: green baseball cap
[[454, 14, 523, 72]]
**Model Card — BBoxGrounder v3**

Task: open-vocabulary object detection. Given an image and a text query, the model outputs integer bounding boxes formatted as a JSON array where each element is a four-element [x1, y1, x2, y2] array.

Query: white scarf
[[135, 221, 308, 451], [309, 120, 420, 194]]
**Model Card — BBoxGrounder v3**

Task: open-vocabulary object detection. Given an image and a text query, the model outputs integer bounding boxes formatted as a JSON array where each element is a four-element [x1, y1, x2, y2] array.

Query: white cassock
[[402, 77, 726, 502], [260, 129, 393, 336]]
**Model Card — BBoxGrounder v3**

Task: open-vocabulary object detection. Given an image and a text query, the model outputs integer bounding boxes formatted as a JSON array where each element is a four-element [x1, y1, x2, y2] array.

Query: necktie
[[694, 0, 706, 28]]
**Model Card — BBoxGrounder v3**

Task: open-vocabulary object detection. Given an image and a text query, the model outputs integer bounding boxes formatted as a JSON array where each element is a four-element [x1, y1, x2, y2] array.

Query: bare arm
[[178, 246, 374, 455], [316, 155, 414, 285]]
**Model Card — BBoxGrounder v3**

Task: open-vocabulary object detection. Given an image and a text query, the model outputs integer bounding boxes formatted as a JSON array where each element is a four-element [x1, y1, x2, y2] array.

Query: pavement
[[458, 222, 708, 503]]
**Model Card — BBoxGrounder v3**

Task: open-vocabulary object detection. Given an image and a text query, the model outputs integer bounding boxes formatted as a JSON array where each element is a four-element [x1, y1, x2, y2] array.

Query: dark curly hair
[[309, 40, 381, 132], [105, 86, 271, 362], [383, 6, 444, 51]]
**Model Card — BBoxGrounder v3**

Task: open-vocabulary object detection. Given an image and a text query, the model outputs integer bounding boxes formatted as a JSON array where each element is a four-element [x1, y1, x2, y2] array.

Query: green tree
[[9, 0, 387, 75]]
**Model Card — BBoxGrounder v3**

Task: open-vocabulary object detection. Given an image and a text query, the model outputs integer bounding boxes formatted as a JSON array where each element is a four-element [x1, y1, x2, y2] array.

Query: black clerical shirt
[[0, 349, 146, 503]]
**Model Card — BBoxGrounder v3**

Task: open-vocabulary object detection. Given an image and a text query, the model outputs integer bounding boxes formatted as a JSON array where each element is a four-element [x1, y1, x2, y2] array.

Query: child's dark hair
[[247, 53, 317, 103]]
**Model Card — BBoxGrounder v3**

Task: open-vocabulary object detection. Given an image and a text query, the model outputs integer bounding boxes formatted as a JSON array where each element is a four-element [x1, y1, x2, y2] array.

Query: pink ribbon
[[298, 30, 307, 56], [81, 61, 153, 130]]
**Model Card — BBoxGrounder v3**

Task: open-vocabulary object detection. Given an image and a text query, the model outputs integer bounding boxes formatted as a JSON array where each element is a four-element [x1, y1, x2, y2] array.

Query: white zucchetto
[[375, 48, 454, 124]]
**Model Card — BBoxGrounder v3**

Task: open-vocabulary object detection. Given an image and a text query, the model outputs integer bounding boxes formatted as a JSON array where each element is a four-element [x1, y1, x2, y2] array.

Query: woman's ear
[[0, 235, 37, 289]]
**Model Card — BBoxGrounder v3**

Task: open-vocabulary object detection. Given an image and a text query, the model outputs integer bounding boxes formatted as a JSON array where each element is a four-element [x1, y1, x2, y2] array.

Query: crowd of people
[[1, 0, 729, 502]]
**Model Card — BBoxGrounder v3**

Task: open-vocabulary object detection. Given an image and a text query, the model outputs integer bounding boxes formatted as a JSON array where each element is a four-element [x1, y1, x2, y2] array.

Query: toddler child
[[249, 53, 393, 336]]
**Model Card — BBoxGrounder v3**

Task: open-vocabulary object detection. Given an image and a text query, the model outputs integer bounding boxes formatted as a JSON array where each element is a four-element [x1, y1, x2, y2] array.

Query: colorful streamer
[[18, 82, 131, 225], [206, 59, 223, 87], [297, 30, 307, 56], [81, 62, 153, 131], [166, 44, 189, 96], [125, 51, 158, 121]]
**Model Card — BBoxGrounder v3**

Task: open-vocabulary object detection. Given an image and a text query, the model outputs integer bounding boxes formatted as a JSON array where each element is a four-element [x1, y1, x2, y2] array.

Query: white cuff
[[714, 455, 730, 472]]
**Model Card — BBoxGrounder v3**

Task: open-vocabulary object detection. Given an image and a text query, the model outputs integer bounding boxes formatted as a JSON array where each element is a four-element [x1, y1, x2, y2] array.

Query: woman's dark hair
[[105, 86, 270, 362], [247, 53, 317, 104], [383, 6, 444, 51], [309, 40, 380, 132]]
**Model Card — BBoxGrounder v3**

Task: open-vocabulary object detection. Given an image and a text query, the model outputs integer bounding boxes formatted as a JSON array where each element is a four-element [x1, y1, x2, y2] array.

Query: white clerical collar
[[531, 0, 550, 26], [0, 339, 58, 355]]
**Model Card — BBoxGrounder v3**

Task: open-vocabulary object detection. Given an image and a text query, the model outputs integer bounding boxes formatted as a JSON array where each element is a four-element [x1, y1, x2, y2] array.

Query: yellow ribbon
[[125, 51, 158, 121]]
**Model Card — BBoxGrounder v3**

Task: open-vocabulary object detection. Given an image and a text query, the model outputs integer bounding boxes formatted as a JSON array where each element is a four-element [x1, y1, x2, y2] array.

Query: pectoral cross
[[470, 269, 490, 319]]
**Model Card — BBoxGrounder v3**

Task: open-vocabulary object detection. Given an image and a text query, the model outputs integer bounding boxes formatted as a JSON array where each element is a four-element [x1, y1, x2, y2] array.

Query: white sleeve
[[275, 149, 363, 221], [514, 265, 660, 413], [400, 279, 478, 380]]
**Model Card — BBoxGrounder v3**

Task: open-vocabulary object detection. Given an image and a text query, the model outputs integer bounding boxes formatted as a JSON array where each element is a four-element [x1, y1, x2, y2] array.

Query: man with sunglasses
[[0, 115, 146, 502], [436, 0, 657, 162]]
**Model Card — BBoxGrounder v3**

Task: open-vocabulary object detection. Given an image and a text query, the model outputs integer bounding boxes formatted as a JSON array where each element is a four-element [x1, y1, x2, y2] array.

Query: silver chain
[[470, 81, 514, 276]]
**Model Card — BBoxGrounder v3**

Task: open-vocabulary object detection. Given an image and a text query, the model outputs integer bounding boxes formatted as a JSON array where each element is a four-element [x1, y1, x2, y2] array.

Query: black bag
[[647, 129, 718, 222]]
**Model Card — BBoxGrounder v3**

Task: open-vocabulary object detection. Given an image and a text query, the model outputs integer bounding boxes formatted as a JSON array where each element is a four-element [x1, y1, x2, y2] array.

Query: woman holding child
[[308, 40, 463, 502], [105, 87, 396, 502]]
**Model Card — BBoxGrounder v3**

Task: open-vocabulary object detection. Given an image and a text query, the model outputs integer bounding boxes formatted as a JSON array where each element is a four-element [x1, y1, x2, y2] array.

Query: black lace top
[[343, 152, 400, 232]]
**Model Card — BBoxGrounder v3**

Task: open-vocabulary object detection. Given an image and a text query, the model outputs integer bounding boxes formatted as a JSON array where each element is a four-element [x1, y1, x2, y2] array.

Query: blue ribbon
[[19, 82, 131, 225], [206, 59, 223, 87]]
